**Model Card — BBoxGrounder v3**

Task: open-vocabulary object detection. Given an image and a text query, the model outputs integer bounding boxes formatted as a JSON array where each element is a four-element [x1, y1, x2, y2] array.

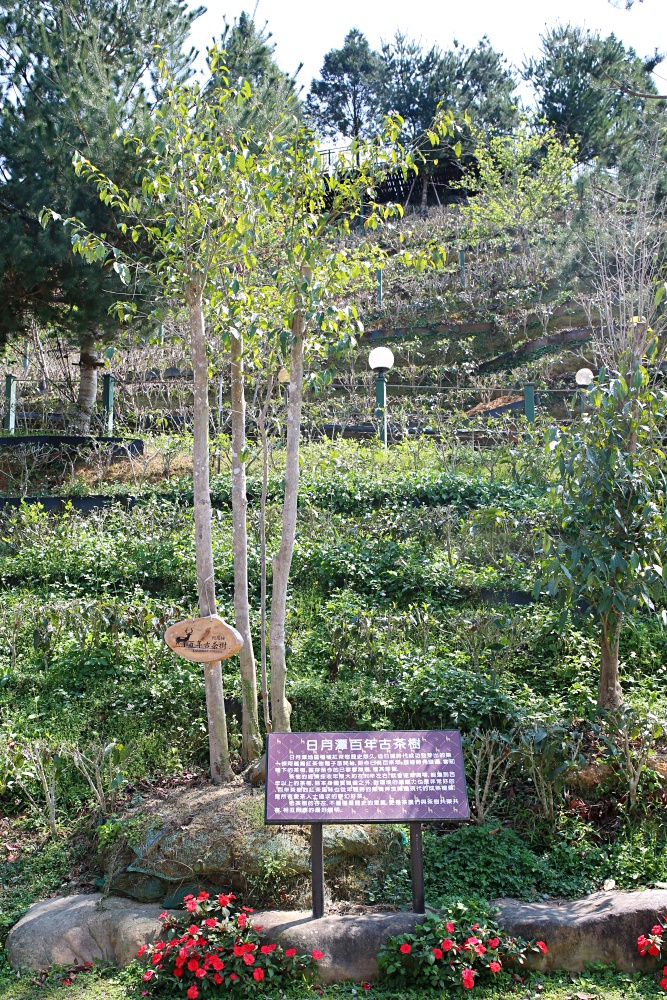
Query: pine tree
[[306, 29, 382, 140], [523, 25, 662, 166], [0, 0, 202, 429]]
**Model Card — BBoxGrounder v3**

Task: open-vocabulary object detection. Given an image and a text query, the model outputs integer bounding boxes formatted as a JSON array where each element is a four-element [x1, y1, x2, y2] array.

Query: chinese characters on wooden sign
[[164, 615, 243, 663]]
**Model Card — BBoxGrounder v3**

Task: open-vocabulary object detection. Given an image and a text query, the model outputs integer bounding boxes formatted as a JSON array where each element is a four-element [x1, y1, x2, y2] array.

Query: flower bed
[[378, 902, 547, 991], [137, 892, 321, 995]]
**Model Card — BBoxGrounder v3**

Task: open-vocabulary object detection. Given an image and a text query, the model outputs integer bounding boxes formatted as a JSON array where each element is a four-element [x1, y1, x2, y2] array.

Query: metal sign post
[[266, 729, 468, 919]]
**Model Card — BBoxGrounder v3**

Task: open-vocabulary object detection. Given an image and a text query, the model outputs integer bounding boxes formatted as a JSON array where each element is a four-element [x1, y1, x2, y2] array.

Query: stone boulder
[[9, 889, 667, 980], [497, 889, 667, 973], [6, 895, 170, 971], [101, 783, 401, 906]]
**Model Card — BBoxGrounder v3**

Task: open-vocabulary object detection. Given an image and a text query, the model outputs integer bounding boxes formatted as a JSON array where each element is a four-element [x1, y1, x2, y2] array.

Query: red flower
[[142, 970, 153, 982], [243, 943, 256, 953], [234, 945, 244, 957], [195, 968, 206, 979], [462, 968, 475, 989], [446, 922, 455, 933], [471, 924, 479, 931], [432, 948, 443, 960], [488, 937, 500, 949], [242, 906, 254, 913], [159, 910, 168, 920], [465, 937, 480, 948], [261, 944, 277, 954], [214, 973, 223, 985], [490, 961, 501, 973], [230, 973, 239, 981], [312, 949, 324, 960], [238, 914, 247, 928], [187, 987, 199, 1000], [188, 925, 199, 935], [197, 892, 209, 901], [187, 958, 200, 972], [204, 918, 217, 928], [218, 894, 232, 906], [137, 945, 148, 957], [441, 939, 453, 952], [285, 948, 297, 957], [650, 945, 661, 957], [184, 894, 194, 901], [174, 968, 183, 978], [62, 980, 71, 986], [185, 900, 198, 912], [653, 926, 664, 936], [536, 941, 548, 954], [474, 944, 486, 956], [253, 968, 265, 981], [660, 978, 667, 991], [362, 984, 371, 991], [639, 935, 649, 954], [243, 953, 255, 965], [151, 953, 162, 965]]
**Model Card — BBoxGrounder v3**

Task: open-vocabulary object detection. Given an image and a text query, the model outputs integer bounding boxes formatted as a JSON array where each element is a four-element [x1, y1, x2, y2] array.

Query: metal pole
[[3, 374, 16, 434], [524, 382, 535, 424], [375, 370, 387, 447], [102, 373, 115, 437], [311, 823, 324, 918], [410, 822, 425, 914], [377, 269, 383, 309]]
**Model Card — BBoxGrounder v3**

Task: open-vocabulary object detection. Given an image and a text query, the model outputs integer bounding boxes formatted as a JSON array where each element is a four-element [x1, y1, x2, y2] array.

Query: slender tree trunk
[[420, 173, 429, 217], [598, 615, 623, 709], [269, 279, 307, 732], [258, 373, 274, 734], [187, 277, 233, 784], [75, 334, 101, 434], [230, 333, 262, 763]]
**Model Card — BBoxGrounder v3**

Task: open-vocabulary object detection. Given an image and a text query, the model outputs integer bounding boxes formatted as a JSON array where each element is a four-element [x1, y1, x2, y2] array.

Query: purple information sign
[[265, 730, 469, 824]]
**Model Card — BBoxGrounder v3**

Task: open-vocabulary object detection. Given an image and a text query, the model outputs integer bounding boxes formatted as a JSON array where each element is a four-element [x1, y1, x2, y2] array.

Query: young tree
[[246, 119, 453, 731], [44, 60, 265, 781], [578, 144, 667, 371], [0, 0, 201, 430], [306, 29, 382, 140], [541, 369, 667, 709]]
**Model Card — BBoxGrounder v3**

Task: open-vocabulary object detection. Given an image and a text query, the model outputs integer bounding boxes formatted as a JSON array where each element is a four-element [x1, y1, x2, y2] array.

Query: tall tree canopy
[[0, 0, 201, 349], [523, 25, 663, 165], [378, 33, 517, 142], [305, 28, 382, 140]]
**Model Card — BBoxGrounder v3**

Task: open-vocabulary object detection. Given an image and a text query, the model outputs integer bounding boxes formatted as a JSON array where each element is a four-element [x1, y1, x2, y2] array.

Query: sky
[[185, 0, 667, 101]]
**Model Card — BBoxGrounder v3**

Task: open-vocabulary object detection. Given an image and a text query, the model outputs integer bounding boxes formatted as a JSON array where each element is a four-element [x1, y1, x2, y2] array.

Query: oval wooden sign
[[164, 615, 243, 663]]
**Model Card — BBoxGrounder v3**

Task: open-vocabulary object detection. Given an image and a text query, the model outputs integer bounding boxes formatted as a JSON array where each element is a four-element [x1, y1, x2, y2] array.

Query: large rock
[[9, 890, 667, 979], [497, 889, 667, 973], [6, 895, 169, 971], [253, 910, 425, 983], [101, 783, 400, 905]]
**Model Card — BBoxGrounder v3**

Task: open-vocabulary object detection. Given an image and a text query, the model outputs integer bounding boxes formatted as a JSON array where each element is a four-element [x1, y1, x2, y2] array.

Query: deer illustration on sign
[[164, 615, 243, 663]]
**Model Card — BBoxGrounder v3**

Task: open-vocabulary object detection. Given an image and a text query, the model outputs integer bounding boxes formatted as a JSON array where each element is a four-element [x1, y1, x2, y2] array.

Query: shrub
[[377, 900, 547, 991], [137, 891, 320, 995]]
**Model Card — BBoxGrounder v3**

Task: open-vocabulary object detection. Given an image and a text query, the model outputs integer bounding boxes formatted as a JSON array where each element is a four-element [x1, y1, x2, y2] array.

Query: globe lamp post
[[576, 367, 594, 414], [369, 347, 394, 447]]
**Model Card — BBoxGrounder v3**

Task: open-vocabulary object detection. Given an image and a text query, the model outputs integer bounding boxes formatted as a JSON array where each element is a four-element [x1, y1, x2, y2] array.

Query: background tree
[[541, 369, 667, 709], [377, 33, 516, 210], [0, 0, 201, 430], [523, 24, 663, 167], [306, 29, 382, 140], [210, 11, 298, 128]]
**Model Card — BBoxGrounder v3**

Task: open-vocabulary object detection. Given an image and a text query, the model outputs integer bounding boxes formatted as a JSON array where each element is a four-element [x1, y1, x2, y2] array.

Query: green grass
[[0, 968, 664, 1000]]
